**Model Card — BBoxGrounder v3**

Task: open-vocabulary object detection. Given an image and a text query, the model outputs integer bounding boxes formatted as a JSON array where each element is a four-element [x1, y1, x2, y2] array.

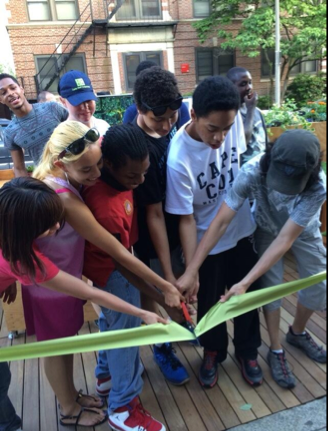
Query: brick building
[[4, 0, 321, 100]]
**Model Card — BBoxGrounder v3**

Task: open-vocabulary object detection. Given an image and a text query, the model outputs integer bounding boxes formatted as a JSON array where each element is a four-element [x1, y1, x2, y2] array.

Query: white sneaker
[[109, 397, 165, 431]]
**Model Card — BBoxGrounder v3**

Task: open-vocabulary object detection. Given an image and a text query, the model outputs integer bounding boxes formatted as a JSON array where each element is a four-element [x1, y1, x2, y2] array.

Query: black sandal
[[76, 389, 105, 409], [60, 407, 108, 429]]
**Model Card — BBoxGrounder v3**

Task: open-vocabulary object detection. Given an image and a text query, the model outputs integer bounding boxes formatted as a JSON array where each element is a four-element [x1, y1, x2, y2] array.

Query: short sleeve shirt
[[132, 122, 180, 259], [225, 154, 327, 238], [4, 102, 68, 164], [82, 175, 138, 287], [240, 105, 267, 165], [166, 113, 256, 255], [0, 248, 59, 292]]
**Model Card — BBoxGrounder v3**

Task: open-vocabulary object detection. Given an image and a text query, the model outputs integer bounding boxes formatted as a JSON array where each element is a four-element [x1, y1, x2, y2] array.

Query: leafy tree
[[194, 0, 327, 100]]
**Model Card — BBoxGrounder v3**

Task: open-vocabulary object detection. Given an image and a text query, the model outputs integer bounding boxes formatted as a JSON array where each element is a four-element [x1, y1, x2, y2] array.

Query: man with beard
[[0, 74, 68, 177]]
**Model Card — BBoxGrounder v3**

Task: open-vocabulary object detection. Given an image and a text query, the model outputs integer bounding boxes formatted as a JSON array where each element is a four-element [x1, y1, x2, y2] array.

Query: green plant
[[286, 73, 326, 106], [194, 0, 327, 101], [26, 165, 34, 173], [264, 99, 314, 130], [257, 95, 273, 110], [94, 95, 135, 125], [300, 100, 327, 122]]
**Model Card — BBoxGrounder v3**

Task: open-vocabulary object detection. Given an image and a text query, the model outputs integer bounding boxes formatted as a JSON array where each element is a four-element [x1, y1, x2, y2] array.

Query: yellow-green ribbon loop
[[0, 271, 326, 362]]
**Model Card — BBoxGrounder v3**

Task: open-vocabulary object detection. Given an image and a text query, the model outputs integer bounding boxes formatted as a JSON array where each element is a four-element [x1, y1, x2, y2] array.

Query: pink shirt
[[0, 248, 59, 292]]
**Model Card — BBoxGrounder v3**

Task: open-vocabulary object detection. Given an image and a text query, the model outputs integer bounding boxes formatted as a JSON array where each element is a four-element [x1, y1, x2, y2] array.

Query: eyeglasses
[[141, 95, 183, 117], [58, 128, 100, 160]]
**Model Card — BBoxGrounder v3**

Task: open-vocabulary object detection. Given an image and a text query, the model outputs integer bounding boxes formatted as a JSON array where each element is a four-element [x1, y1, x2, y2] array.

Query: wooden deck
[[0, 254, 326, 431]]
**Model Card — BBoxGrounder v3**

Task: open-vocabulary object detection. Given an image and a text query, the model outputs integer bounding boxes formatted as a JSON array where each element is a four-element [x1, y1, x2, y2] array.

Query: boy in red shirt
[[83, 124, 166, 431]]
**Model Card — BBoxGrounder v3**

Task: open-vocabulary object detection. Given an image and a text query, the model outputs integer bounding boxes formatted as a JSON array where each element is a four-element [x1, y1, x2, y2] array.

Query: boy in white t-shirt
[[166, 76, 263, 389]]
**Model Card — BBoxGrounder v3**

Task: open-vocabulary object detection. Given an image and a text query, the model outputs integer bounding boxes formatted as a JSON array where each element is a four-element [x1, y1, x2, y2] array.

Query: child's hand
[[176, 271, 199, 303], [164, 285, 183, 309], [0, 283, 17, 305], [142, 311, 169, 325], [220, 282, 248, 303]]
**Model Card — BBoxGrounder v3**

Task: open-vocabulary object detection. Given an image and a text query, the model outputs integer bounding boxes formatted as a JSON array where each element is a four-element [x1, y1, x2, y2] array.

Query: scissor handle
[[181, 302, 193, 324]]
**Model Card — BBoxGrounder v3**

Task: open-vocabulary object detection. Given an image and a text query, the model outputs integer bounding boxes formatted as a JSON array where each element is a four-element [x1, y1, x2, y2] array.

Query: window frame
[[123, 51, 164, 92], [35, 53, 87, 93], [116, 0, 162, 21], [193, 0, 211, 18], [27, 0, 79, 22], [195, 47, 236, 83], [261, 48, 319, 78]]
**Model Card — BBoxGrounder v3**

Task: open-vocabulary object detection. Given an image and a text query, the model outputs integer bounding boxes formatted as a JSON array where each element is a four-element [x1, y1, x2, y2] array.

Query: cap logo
[[284, 165, 296, 176], [72, 78, 91, 91]]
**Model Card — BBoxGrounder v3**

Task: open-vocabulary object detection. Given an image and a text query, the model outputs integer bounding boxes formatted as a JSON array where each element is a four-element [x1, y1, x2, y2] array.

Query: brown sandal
[[76, 389, 105, 409], [60, 407, 108, 429]]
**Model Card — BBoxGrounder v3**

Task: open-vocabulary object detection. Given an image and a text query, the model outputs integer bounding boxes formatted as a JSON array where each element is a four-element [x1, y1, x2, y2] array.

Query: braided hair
[[101, 124, 149, 169]]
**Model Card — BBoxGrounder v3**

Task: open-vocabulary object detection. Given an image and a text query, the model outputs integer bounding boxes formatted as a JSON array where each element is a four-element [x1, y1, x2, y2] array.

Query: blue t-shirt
[[4, 102, 68, 164]]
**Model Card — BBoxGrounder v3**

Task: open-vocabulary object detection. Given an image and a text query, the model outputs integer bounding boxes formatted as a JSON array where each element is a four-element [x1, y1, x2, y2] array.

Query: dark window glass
[[124, 52, 162, 91], [261, 48, 275, 77]]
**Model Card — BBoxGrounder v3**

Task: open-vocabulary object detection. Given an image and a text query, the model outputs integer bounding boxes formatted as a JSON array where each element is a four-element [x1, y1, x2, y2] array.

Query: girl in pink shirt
[[0, 177, 166, 429]]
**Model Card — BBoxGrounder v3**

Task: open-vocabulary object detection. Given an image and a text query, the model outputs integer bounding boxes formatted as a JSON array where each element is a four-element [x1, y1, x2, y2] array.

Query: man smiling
[[0, 73, 68, 177]]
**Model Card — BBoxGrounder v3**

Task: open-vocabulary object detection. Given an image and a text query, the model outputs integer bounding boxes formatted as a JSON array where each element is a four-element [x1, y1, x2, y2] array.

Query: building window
[[262, 49, 319, 78], [123, 52, 163, 91], [35, 54, 86, 92], [196, 48, 235, 82], [193, 0, 211, 18], [27, 0, 78, 21], [117, 0, 162, 20], [291, 59, 318, 75], [261, 49, 276, 78]]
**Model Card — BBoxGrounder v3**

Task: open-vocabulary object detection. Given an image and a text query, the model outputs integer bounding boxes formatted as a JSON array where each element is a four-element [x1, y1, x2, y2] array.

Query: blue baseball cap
[[58, 70, 98, 106]]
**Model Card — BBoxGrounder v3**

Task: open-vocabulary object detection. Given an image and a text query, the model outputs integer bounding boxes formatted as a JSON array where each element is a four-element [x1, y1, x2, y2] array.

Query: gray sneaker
[[267, 350, 296, 389], [286, 328, 327, 363]]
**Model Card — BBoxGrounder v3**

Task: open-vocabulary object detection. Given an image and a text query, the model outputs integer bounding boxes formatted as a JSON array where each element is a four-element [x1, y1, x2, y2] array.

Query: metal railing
[[34, 1, 93, 93]]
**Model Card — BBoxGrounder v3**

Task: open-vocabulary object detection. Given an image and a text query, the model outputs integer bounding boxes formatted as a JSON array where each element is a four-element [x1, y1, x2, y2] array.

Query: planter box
[[268, 121, 327, 161]]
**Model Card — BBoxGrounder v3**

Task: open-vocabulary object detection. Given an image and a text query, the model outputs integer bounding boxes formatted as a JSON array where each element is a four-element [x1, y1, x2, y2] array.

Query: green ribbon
[[0, 271, 325, 362]]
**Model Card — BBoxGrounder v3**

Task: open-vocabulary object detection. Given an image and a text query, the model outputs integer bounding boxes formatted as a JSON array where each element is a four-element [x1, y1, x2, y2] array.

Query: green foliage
[[0, 63, 14, 75], [301, 100, 327, 122], [286, 73, 327, 105], [257, 95, 273, 110], [94, 95, 135, 125], [194, 0, 327, 100], [264, 99, 314, 129]]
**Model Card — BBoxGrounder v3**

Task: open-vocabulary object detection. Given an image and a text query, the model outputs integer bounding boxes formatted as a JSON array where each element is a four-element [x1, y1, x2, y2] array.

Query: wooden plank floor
[[0, 257, 326, 431]]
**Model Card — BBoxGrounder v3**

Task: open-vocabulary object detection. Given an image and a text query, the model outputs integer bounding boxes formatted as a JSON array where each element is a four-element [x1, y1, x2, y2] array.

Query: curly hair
[[260, 142, 324, 192], [134, 67, 180, 113], [102, 124, 149, 169], [193, 76, 241, 118]]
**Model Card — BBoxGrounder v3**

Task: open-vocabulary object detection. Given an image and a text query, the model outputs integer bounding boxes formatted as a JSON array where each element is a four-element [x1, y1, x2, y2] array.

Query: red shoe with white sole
[[108, 397, 166, 431]]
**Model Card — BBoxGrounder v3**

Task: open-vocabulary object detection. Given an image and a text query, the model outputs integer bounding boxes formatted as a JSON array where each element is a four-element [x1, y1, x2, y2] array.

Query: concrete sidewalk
[[228, 397, 327, 431]]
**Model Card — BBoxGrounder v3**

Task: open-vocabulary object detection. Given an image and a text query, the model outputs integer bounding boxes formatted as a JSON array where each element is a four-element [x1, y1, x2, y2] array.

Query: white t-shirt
[[93, 117, 110, 136], [166, 113, 256, 255]]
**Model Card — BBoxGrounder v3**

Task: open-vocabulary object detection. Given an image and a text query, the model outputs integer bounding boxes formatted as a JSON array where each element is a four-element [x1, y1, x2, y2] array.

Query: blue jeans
[[0, 362, 22, 431], [95, 271, 143, 414]]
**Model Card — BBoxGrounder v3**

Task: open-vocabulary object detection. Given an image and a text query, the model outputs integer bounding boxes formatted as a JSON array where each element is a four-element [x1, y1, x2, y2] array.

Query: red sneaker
[[108, 397, 166, 431]]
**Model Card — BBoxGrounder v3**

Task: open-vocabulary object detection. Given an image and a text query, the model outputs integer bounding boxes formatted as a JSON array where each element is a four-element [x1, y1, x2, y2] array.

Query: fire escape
[[34, 0, 125, 93]]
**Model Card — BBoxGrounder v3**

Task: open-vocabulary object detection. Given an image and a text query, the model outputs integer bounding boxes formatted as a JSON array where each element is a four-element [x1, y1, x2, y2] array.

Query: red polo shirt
[[82, 178, 138, 287]]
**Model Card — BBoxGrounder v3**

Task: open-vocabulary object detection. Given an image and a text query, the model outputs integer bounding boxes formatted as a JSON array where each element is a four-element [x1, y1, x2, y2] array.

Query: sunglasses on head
[[58, 128, 100, 160], [141, 95, 183, 117]]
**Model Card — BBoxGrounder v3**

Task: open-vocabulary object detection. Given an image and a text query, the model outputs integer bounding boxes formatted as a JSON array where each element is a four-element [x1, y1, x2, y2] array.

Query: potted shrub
[[264, 99, 327, 161]]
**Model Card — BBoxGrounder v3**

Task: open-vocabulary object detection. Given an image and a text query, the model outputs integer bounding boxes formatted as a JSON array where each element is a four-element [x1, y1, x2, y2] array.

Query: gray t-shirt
[[240, 105, 267, 165], [4, 102, 68, 164], [225, 154, 327, 239]]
